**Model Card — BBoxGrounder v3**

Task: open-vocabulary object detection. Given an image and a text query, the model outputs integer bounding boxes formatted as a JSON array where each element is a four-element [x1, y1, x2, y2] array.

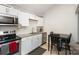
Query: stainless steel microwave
[[0, 14, 18, 24]]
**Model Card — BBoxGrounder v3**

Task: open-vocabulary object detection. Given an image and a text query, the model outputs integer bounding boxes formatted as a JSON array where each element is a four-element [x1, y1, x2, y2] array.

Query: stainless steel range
[[0, 30, 21, 55]]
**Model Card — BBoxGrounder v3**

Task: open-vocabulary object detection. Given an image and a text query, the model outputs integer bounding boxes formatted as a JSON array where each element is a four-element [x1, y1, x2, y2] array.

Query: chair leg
[[65, 46, 71, 55], [57, 47, 61, 55], [64, 48, 67, 55], [68, 46, 71, 55], [69, 48, 71, 54], [50, 45, 53, 54], [48, 43, 50, 51], [58, 51, 60, 55], [69, 51, 71, 54]]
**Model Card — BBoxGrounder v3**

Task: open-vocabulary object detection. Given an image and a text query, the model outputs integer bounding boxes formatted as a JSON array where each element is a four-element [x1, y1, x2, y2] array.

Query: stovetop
[[0, 35, 21, 44]]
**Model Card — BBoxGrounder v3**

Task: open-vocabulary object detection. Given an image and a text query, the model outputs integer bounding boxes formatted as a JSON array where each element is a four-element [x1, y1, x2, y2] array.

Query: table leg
[[65, 50, 67, 55], [48, 42, 50, 51], [48, 35, 50, 51], [65, 45, 67, 55]]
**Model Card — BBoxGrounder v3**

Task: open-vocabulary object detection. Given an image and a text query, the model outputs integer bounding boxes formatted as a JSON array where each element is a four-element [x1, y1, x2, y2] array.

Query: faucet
[[32, 27, 34, 34]]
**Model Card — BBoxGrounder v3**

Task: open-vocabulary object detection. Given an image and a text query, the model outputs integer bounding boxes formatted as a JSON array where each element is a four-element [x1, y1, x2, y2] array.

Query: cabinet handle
[[6, 8, 9, 13]]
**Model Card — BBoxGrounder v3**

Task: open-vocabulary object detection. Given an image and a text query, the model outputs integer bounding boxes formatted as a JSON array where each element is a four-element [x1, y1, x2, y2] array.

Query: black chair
[[48, 32, 54, 51], [61, 33, 72, 55], [50, 33, 61, 54]]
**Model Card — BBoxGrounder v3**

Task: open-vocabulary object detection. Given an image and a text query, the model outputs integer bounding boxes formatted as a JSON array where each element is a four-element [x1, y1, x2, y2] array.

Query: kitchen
[[0, 4, 47, 55], [0, 4, 79, 55]]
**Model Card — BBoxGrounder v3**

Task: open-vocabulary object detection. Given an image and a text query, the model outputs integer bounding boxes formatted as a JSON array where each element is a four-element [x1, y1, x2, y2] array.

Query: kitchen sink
[[17, 32, 42, 38], [30, 32, 38, 34]]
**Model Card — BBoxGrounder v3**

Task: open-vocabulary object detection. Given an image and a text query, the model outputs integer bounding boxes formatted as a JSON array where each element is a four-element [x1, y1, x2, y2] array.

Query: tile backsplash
[[0, 25, 35, 35], [16, 19, 38, 35], [16, 27, 33, 35], [0, 26, 17, 31]]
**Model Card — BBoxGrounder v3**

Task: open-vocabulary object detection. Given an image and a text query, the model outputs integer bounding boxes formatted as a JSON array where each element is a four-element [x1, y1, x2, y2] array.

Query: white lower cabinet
[[37, 34, 42, 46], [31, 34, 42, 50], [31, 35, 38, 50], [35, 34, 42, 47], [21, 34, 42, 55], [21, 37, 32, 55]]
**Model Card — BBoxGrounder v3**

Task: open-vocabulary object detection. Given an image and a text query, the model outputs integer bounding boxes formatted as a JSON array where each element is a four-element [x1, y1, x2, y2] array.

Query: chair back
[[52, 34, 61, 51], [50, 32, 53, 35], [67, 33, 72, 44], [50, 34, 60, 44]]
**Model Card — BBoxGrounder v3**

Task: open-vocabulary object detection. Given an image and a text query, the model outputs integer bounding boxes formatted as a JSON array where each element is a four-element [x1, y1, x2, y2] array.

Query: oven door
[[0, 40, 20, 55]]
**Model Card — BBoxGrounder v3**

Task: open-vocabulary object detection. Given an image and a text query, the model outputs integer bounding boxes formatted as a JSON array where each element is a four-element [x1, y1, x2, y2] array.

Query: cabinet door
[[32, 34, 42, 49], [0, 5, 6, 14], [8, 7, 18, 16], [18, 12, 30, 26], [37, 17, 43, 26], [21, 37, 32, 55], [31, 36, 38, 50], [37, 34, 42, 46], [29, 14, 38, 21]]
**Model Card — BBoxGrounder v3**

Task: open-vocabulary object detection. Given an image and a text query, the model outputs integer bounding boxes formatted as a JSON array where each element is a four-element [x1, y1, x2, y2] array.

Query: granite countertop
[[17, 32, 43, 38]]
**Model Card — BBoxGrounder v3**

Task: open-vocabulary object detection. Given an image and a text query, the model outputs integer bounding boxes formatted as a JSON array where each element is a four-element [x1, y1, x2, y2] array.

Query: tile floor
[[41, 43, 79, 55], [41, 43, 59, 55]]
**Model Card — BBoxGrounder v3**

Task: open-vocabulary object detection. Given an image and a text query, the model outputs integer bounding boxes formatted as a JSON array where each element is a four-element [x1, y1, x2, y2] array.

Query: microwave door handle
[[14, 17, 15, 24]]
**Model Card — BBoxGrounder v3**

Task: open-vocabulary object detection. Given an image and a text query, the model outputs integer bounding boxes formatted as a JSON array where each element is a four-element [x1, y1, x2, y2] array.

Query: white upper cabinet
[[0, 5, 44, 27], [0, 5, 7, 14], [0, 5, 18, 16], [29, 14, 39, 21], [8, 7, 18, 16], [29, 14, 44, 26], [18, 11, 30, 26], [37, 17, 43, 26]]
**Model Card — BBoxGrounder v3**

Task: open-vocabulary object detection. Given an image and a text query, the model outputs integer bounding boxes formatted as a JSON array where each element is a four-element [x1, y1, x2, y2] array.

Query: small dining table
[[48, 33, 70, 54]]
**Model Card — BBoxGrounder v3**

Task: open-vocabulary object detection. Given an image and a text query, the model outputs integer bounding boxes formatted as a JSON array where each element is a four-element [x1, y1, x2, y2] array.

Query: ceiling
[[10, 4, 54, 16]]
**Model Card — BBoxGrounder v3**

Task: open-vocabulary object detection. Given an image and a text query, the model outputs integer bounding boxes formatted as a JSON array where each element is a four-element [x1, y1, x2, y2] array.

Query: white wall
[[44, 4, 78, 43]]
